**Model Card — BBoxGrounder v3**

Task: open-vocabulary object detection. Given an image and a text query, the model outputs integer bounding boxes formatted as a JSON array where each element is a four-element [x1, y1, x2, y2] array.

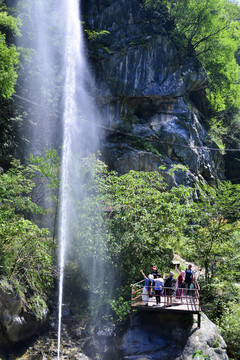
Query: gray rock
[[0, 280, 48, 345], [119, 312, 228, 360], [84, 0, 224, 185], [178, 313, 228, 360]]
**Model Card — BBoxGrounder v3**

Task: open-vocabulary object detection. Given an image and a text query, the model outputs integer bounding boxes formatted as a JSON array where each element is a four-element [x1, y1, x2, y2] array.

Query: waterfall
[[16, 0, 107, 358], [57, 0, 100, 358]]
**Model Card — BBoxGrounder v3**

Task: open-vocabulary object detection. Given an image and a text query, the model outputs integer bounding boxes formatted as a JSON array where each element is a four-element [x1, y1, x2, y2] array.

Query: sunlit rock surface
[[0, 281, 48, 346], [83, 0, 224, 185]]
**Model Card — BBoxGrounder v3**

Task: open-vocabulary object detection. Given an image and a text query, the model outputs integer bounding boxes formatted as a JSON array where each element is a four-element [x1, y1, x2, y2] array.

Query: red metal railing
[[131, 279, 201, 311]]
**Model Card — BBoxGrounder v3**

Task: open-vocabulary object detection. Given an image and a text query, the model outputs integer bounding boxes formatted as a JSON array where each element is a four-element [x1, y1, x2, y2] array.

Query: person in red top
[[175, 266, 185, 299]]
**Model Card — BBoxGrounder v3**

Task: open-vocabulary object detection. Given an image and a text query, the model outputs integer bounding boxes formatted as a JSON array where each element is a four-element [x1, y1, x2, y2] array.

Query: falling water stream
[[57, 0, 99, 358], [16, 0, 102, 358]]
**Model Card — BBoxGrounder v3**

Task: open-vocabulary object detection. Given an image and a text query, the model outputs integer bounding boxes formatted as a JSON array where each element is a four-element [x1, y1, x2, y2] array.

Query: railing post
[[130, 284, 133, 307], [130, 308, 133, 329]]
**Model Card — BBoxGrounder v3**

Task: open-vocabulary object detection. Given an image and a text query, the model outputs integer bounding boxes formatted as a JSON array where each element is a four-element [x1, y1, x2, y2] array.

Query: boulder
[[178, 313, 228, 360], [118, 312, 228, 360], [0, 280, 48, 346]]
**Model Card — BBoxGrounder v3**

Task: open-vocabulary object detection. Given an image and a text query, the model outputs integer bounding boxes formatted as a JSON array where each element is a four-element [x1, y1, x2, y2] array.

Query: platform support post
[[130, 308, 133, 329], [197, 313, 201, 328]]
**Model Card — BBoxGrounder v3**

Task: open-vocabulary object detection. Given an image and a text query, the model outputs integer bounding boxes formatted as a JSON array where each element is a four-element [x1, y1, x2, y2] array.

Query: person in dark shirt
[[164, 271, 174, 306], [151, 265, 160, 279], [185, 264, 194, 295]]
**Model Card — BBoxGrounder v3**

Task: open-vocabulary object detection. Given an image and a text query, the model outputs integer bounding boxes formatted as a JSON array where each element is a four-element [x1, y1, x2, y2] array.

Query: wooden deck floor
[[131, 297, 201, 314]]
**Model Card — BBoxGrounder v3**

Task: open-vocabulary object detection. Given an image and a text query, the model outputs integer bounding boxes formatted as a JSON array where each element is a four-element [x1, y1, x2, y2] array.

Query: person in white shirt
[[154, 274, 164, 305]]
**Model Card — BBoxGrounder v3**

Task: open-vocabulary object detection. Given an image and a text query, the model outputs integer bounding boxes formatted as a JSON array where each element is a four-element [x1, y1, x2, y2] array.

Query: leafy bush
[[144, 0, 240, 116], [110, 296, 131, 321], [218, 303, 240, 359], [0, 3, 21, 98], [0, 159, 54, 297], [199, 280, 240, 320]]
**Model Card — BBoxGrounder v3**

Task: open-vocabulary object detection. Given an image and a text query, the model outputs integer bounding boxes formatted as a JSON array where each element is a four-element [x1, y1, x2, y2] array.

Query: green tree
[[62, 155, 192, 315], [184, 180, 240, 281], [0, 2, 21, 98], [28, 149, 61, 242], [144, 0, 240, 113], [103, 168, 191, 288], [0, 159, 53, 296], [218, 302, 240, 359]]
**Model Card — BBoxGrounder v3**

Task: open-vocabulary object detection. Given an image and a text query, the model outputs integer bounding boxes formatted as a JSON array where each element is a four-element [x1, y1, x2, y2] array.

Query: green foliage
[[222, 113, 240, 182], [0, 97, 25, 166], [192, 349, 210, 360], [36, 152, 239, 324], [0, 9, 21, 37], [0, 33, 19, 98], [144, 0, 240, 114], [28, 149, 61, 200], [0, 159, 53, 297], [58, 154, 240, 324], [178, 179, 240, 358], [207, 112, 240, 182], [127, 134, 166, 158], [28, 294, 48, 320], [83, 22, 111, 57], [83, 24, 110, 41], [200, 280, 240, 320], [61, 155, 193, 318], [182, 180, 240, 282], [0, 4, 21, 98], [103, 168, 191, 288], [110, 296, 131, 321], [218, 302, 240, 359]]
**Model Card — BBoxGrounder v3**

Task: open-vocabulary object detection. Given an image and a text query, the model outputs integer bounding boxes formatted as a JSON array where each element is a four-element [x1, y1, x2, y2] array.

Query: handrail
[[131, 279, 145, 286], [130, 281, 201, 311]]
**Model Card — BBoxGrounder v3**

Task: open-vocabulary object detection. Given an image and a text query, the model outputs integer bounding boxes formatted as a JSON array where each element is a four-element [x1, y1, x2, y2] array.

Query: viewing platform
[[130, 280, 201, 327]]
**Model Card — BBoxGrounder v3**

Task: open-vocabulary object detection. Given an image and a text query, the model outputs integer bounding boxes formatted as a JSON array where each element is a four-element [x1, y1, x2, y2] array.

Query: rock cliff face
[[83, 0, 224, 185]]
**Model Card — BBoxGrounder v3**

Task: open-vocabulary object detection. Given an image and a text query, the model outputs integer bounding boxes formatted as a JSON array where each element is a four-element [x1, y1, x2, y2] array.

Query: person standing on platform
[[164, 271, 174, 306], [151, 265, 160, 279], [154, 274, 164, 306], [140, 270, 153, 305], [149, 265, 160, 297], [185, 264, 194, 295], [175, 265, 185, 300]]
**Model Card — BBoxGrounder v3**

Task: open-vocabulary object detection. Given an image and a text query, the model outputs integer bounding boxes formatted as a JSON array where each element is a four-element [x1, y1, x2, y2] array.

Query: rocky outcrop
[[119, 312, 228, 360], [180, 313, 228, 360], [0, 280, 48, 346], [6, 311, 227, 360], [83, 0, 224, 185]]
